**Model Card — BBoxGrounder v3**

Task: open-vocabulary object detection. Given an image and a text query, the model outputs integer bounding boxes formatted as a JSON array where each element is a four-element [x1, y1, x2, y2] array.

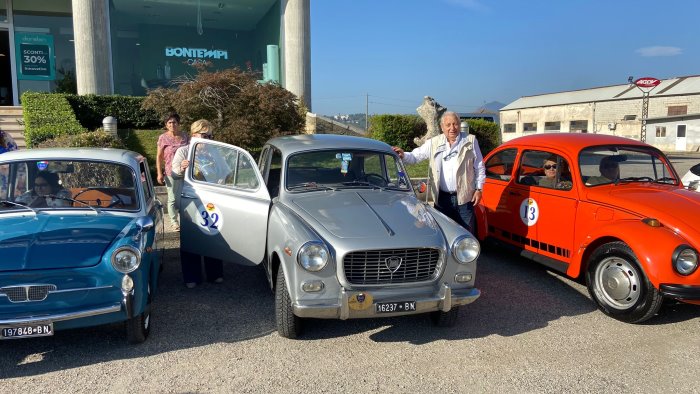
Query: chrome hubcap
[[595, 257, 640, 309]]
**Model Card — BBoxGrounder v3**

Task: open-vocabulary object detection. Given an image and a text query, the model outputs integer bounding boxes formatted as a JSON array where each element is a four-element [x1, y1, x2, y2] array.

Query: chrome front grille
[[0, 285, 56, 303], [343, 248, 441, 285]]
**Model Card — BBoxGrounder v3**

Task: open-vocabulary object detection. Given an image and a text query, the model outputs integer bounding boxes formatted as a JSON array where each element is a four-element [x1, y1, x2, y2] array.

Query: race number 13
[[520, 198, 539, 226]]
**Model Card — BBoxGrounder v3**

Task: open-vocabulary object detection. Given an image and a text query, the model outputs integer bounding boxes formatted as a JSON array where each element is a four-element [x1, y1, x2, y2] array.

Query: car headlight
[[297, 241, 330, 272], [111, 246, 142, 273], [452, 236, 480, 264], [673, 246, 698, 276]]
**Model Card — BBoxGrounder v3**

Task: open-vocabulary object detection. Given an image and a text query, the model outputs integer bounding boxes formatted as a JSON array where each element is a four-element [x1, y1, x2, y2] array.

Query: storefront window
[[13, 0, 74, 99], [110, 0, 281, 96]]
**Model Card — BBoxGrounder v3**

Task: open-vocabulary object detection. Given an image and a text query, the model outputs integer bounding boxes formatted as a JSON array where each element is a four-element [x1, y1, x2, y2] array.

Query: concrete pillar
[[282, 0, 311, 111], [72, 0, 113, 95]]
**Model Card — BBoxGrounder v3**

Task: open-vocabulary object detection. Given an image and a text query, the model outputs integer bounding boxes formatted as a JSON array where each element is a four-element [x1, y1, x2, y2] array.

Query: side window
[[267, 148, 282, 198], [139, 161, 153, 201], [232, 152, 259, 189], [518, 150, 572, 190], [485, 149, 517, 181]]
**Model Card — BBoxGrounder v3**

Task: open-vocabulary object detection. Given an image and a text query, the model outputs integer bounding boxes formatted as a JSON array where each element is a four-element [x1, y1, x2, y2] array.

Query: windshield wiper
[[619, 176, 654, 183], [654, 177, 677, 184], [46, 195, 101, 214], [287, 183, 336, 192], [0, 200, 37, 214], [337, 180, 383, 190]]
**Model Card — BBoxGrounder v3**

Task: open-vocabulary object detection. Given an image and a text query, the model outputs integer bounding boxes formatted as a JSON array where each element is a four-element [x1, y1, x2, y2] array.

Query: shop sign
[[15, 33, 55, 81], [634, 77, 661, 88]]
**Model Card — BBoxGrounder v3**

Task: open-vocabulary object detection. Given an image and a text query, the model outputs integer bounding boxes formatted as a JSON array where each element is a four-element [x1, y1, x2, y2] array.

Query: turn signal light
[[642, 218, 661, 227]]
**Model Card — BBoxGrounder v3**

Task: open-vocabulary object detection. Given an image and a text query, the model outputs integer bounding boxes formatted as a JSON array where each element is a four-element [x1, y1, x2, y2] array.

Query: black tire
[[126, 306, 151, 344], [275, 269, 302, 339], [431, 306, 460, 327], [585, 241, 663, 323]]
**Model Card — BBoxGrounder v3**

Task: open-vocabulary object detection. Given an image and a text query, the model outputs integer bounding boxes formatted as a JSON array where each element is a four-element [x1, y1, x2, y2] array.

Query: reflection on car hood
[[586, 185, 700, 240], [292, 191, 441, 240], [0, 214, 132, 272]]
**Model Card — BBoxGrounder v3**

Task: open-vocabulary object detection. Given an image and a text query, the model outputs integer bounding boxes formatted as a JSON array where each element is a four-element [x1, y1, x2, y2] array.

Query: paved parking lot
[[2, 224, 699, 393]]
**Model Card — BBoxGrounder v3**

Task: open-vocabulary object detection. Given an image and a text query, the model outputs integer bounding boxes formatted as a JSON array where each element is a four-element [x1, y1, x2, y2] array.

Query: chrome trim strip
[[0, 304, 122, 326], [50, 285, 115, 294]]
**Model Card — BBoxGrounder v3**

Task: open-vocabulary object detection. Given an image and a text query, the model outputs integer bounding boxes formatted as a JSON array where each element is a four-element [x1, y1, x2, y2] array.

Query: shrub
[[121, 129, 161, 181], [369, 114, 426, 151], [465, 119, 501, 156], [66, 94, 161, 130], [142, 67, 305, 151], [22, 92, 86, 147], [36, 129, 126, 149]]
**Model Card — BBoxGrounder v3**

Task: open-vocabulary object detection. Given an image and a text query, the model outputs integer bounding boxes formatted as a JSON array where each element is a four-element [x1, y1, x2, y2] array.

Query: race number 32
[[520, 198, 539, 226], [197, 202, 224, 235]]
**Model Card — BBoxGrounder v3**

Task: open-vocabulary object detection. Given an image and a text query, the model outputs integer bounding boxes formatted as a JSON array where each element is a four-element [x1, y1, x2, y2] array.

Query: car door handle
[[181, 193, 197, 199], [509, 191, 521, 196]]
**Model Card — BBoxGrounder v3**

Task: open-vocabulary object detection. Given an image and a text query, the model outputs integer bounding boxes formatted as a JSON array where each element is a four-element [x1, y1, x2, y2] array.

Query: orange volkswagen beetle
[[475, 134, 700, 323]]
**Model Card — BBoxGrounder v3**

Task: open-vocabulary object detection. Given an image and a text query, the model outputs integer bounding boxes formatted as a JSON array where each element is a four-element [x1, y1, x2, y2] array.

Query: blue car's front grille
[[0, 285, 56, 303], [343, 248, 441, 285]]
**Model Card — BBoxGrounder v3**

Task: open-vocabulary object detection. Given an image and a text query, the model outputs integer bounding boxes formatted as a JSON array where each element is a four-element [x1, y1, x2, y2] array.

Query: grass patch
[[120, 129, 162, 181], [403, 160, 429, 179]]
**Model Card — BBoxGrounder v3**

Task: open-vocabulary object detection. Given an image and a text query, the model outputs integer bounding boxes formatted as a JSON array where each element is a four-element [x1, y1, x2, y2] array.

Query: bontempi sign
[[165, 47, 228, 60], [15, 32, 55, 81]]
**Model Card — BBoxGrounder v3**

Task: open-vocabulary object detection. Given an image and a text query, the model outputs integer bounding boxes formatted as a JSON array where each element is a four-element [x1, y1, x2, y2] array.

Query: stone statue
[[414, 96, 446, 146]]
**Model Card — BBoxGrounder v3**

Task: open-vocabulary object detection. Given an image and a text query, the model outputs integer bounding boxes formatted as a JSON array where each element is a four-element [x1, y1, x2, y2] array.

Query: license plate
[[375, 301, 416, 314], [1, 323, 54, 339]]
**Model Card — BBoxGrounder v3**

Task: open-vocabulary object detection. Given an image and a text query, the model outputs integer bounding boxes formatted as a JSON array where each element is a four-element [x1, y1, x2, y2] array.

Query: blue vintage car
[[0, 148, 164, 343]]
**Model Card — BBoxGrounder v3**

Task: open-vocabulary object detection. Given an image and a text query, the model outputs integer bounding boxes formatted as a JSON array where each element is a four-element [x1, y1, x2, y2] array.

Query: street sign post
[[633, 77, 661, 142]]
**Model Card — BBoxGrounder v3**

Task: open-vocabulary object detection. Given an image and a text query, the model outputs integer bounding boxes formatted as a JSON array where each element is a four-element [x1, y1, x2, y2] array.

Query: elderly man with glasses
[[392, 111, 485, 233]]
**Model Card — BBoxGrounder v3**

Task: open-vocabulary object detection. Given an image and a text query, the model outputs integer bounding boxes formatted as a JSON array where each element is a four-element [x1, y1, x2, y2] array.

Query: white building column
[[72, 0, 113, 95], [282, 0, 311, 111]]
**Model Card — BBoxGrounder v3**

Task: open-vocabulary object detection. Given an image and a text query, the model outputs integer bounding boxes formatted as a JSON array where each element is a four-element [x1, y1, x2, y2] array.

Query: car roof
[[0, 147, 144, 168], [501, 134, 653, 157], [267, 134, 392, 154]]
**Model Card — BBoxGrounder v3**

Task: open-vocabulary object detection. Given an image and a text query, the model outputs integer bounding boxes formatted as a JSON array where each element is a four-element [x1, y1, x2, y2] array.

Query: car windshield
[[285, 149, 412, 192], [579, 146, 678, 187], [0, 159, 139, 211]]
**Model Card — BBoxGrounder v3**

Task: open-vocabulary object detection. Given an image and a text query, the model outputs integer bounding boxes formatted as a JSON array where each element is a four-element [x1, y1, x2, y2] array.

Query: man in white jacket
[[393, 111, 485, 233]]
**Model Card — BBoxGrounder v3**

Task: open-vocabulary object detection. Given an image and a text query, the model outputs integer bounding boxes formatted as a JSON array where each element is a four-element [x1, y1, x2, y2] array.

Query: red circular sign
[[634, 77, 661, 88]]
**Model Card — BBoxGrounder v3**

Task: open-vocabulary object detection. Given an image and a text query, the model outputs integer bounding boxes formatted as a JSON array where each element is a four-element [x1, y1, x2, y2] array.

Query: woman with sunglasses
[[171, 119, 225, 288], [15, 170, 71, 208]]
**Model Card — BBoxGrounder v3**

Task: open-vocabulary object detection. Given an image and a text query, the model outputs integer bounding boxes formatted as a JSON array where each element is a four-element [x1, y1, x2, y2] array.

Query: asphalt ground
[[1, 221, 699, 393], [1, 153, 699, 392]]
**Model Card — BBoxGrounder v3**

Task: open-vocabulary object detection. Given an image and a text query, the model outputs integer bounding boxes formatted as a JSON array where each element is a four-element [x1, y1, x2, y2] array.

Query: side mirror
[[689, 180, 699, 191], [136, 216, 155, 232]]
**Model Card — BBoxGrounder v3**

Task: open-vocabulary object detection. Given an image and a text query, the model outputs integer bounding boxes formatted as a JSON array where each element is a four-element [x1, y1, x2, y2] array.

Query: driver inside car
[[15, 171, 71, 208], [586, 156, 620, 186]]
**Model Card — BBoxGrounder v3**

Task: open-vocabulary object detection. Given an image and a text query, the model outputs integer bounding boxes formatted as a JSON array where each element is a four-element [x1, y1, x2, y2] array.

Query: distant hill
[[478, 101, 507, 113]]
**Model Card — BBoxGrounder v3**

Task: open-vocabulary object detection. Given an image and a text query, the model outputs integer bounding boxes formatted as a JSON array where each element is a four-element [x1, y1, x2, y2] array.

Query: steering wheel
[[108, 194, 125, 208], [363, 173, 388, 187]]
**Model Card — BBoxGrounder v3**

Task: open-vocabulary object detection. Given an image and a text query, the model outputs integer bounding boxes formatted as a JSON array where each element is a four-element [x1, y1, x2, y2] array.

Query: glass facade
[[1, 0, 283, 104], [109, 0, 281, 96]]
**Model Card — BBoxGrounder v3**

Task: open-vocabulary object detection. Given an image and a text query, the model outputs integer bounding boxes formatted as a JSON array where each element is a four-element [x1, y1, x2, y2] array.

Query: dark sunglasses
[[34, 182, 49, 187], [543, 164, 557, 170], [602, 163, 618, 169], [199, 133, 213, 139]]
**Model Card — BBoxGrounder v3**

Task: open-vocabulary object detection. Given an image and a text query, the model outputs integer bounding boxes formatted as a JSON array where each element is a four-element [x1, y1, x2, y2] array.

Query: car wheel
[[586, 242, 663, 323], [431, 306, 460, 327], [275, 269, 302, 339], [126, 306, 151, 344], [126, 284, 152, 344]]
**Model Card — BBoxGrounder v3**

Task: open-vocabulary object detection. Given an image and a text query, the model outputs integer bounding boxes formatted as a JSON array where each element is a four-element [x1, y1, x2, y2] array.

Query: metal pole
[[640, 91, 649, 142], [365, 93, 369, 132]]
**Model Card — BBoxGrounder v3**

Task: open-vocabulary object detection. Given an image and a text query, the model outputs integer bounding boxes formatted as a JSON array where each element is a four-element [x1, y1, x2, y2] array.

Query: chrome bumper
[[0, 304, 122, 327], [293, 283, 480, 319]]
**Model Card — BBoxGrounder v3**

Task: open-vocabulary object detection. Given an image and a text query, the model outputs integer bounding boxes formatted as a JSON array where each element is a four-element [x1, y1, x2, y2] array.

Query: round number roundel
[[520, 198, 539, 226], [198, 202, 224, 235]]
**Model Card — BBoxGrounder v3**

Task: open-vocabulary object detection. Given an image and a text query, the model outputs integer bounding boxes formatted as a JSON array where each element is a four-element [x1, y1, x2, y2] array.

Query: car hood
[[0, 214, 132, 272], [291, 190, 442, 240], [586, 184, 700, 239]]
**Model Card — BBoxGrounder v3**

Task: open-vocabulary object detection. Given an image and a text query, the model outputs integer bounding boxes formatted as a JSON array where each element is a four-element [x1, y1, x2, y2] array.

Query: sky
[[310, 0, 700, 116]]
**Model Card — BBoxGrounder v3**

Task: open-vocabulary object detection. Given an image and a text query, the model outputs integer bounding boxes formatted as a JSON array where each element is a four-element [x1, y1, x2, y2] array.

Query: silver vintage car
[[178, 134, 480, 338]]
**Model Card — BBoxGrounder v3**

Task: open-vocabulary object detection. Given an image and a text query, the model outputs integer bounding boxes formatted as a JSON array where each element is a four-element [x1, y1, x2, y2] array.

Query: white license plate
[[375, 301, 416, 313], [1, 323, 54, 339]]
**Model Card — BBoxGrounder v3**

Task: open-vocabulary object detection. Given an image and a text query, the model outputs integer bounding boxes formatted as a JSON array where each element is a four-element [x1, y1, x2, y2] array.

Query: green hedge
[[369, 114, 426, 151], [36, 129, 126, 149], [22, 92, 86, 147], [66, 94, 161, 130], [121, 129, 161, 181], [466, 119, 501, 156]]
